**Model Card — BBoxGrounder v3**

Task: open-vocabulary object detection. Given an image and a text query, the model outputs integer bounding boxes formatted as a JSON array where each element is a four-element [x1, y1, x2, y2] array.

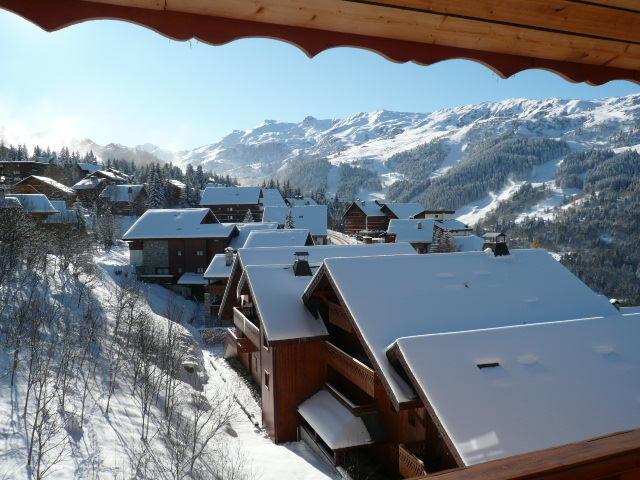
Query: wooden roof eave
[[2, 0, 640, 85]]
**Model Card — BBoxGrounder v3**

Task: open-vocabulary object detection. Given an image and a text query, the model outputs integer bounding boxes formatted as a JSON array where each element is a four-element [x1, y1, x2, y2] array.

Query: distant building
[[122, 208, 238, 283], [200, 186, 262, 222], [8, 193, 59, 221], [262, 205, 328, 244], [165, 179, 186, 206], [72, 168, 131, 205], [243, 229, 314, 248], [423, 209, 455, 220], [11, 175, 76, 206], [285, 196, 317, 206], [0, 161, 51, 185], [259, 188, 287, 207], [99, 184, 147, 215], [387, 219, 436, 253], [342, 200, 426, 234]]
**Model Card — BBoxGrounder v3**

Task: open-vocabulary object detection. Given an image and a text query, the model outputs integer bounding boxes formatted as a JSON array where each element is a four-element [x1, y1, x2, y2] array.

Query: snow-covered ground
[[456, 181, 525, 226], [0, 244, 336, 480]]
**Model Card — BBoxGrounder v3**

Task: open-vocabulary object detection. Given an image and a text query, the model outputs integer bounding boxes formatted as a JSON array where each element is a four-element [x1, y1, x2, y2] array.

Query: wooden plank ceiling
[[1, 0, 639, 84]]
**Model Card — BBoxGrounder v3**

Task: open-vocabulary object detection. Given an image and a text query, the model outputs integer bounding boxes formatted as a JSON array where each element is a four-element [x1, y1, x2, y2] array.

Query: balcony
[[399, 442, 427, 479], [327, 301, 353, 333], [233, 307, 260, 347], [324, 341, 378, 398]]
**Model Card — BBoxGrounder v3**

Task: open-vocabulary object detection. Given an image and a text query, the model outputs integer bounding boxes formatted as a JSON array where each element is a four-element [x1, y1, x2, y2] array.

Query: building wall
[[142, 239, 169, 274], [342, 206, 388, 234], [205, 203, 262, 222]]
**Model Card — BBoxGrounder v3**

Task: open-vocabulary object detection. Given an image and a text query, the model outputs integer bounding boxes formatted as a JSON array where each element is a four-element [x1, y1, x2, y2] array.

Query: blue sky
[[0, 9, 638, 150]]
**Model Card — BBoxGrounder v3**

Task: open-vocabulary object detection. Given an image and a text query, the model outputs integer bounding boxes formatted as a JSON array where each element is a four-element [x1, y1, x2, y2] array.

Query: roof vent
[[224, 247, 234, 266], [417, 221, 422, 229], [293, 251, 312, 276], [482, 232, 509, 256], [477, 362, 500, 370]]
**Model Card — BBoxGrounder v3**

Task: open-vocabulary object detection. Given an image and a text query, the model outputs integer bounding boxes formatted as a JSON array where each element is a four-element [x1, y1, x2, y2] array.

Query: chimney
[[224, 247, 234, 266], [293, 251, 312, 276], [482, 232, 510, 256]]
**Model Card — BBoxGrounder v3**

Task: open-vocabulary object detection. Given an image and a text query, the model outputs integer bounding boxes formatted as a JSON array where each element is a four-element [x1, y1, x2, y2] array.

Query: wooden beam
[[80, 0, 640, 69], [2, 0, 639, 84], [422, 429, 640, 480]]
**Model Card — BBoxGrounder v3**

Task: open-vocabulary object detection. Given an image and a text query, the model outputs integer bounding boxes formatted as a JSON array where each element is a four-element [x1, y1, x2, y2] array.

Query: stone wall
[[142, 239, 169, 274]]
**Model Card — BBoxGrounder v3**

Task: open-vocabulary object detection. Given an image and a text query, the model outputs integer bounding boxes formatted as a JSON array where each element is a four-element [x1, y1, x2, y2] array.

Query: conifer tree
[[243, 209, 254, 223], [285, 209, 295, 229]]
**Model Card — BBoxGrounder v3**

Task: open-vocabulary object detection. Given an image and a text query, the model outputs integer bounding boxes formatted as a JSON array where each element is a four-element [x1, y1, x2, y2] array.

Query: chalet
[[302, 249, 619, 476], [99, 184, 147, 215], [423, 209, 455, 220], [122, 208, 238, 283], [218, 242, 416, 323], [259, 188, 286, 207], [72, 168, 130, 204], [0, 161, 51, 185], [387, 219, 436, 253], [387, 314, 640, 470], [286, 196, 317, 206], [342, 200, 426, 234], [262, 205, 329, 244], [76, 162, 102, 177], [44, 200, 84, 227], [243, 229, 314, 248], [165, 179, 186, 206], [200, 186, 262, 222], [11, 175, 76, 206], [435, 218, 473, 236], [223, 243, 416, 449], [9, 194, 59, 221], [202, 222, 279, 316]]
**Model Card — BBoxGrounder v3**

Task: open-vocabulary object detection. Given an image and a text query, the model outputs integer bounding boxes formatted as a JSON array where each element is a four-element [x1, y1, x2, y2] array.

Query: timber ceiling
[[1, 0, 639, 84]]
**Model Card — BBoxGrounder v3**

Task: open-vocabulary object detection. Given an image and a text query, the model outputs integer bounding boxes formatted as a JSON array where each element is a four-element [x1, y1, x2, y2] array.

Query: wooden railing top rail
[[400, 443, 427, 479], [233, 307, 260, 347], [325, 341, 377, 397]]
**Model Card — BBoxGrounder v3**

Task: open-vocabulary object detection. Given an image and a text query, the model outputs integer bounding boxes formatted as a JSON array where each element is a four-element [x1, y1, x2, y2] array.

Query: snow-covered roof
[[228, 222, 279, 250], [72, 176, 104, 190], [238, 242, 416, 268], [352, 200, 385, 217], [99, 184, 145, 203], [390, 314, 640, 466], [177, 272, 208, 285], [297, 390, 374, 450], [452, 235, 485, 252], [262, 205, 328, 236], [0, 196, 23, 209], [77, 162, 102, 174], [387, 219, 435, 243], [11, 194, 59, 214], [286, 197, 317, 206], [200, 186, 261, 206], [260, 188, 286, 207], [244, 263, 328, 342], [203, 253, 235, 279], [168, 179, 186, 189], [122, 208, 236, 240], [244, 229, 312, 248], [436, 218, 472, 231], [383, 202, 426, 219], [313, 249, 619, 405], [17, 175, 75, 195], [45, 201, 80, 224], [621, 306, 640, 315]]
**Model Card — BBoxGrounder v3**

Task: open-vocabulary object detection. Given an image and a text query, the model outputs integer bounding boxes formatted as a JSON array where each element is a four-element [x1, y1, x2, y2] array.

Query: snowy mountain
[[175, 94, 640, 216]]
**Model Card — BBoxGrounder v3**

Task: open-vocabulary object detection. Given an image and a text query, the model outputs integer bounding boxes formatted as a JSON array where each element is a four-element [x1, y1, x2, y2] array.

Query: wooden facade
[[203, 203, 262, 223], [0, 161, 50, 185], [342, 203, 388, 235], [12, 176, 76, 206]]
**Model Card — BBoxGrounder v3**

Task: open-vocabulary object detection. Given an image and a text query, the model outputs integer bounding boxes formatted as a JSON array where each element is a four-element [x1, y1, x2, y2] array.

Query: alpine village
[[2, 2, 640, 480]]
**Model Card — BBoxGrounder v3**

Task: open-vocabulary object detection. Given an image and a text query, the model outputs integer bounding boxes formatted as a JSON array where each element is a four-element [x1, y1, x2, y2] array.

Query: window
[[177, 250, 182, 256], [196, 267, 204, 273], [264, 371, 270, 389], [178, 268, 182, 273], [156, 267, 170, 275], [196, 250, 204, 256]]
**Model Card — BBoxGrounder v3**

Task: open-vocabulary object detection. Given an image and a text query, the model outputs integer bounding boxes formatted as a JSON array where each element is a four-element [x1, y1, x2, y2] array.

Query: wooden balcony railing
[[399, 442, 427, 479], [327, 301, 353, 333], [324, 341, 377, 398], [233, 307, 260, 348]]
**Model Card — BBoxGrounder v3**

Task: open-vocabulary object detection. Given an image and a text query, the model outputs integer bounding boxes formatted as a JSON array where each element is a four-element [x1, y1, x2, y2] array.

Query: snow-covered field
[[0, 244, 336, 480]]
